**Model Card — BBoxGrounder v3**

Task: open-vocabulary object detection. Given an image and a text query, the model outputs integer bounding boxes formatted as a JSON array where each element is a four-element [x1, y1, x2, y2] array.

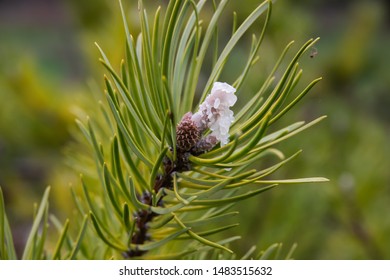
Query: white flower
[[192, 82, 237, 146]]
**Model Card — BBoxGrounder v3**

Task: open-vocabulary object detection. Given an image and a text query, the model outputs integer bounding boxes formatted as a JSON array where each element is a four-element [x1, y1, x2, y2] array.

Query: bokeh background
[[0, 0, 389, 259]]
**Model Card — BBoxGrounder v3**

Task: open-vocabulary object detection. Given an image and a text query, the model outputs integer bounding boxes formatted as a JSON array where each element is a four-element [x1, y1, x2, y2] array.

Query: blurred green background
[[0, 0, 389, 259]]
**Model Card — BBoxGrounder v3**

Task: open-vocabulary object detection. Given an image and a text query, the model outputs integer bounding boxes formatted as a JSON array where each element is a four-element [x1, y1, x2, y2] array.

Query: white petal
[[192, 81, 237, 146]]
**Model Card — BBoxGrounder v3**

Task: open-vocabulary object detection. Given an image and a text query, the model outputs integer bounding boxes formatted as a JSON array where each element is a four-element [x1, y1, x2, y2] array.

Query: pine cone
[[176, 112, 200, 151], [193, 135, 217, 153]]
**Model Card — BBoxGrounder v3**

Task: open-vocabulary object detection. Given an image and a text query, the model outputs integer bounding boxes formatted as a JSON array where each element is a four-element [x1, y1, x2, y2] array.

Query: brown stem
[[123, 150, 191, 258]]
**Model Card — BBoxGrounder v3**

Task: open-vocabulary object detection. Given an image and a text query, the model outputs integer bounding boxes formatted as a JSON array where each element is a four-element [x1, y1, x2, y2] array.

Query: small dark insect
[[310, 47, 318, 58]]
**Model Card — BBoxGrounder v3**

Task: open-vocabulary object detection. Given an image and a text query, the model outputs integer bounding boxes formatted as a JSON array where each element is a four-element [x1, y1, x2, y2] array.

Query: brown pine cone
[[176, 112, 200, 151]]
